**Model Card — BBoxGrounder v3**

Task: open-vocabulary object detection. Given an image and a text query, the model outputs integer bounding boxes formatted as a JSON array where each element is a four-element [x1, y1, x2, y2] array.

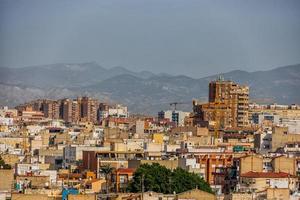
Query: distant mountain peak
[[0, 63, 299, 113]]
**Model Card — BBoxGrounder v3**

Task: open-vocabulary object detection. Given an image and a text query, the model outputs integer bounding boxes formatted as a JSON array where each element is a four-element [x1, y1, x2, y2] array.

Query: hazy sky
[[1, 0, 300, 77]]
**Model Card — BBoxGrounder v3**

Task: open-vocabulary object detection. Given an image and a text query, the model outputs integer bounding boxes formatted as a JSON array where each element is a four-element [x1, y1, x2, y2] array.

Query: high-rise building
[[98, 103, 109, 122], [41, 100, 60, 119], [15, 97, 104, 124], [62, 98, 80, 123], [193, 77, 249, 128], [209, 77, 249, 127], [80, 97, 99, 123]]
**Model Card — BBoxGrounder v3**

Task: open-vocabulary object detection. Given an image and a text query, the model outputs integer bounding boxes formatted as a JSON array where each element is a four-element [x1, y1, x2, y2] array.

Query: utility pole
[[141, 174, 144, 200], [169, 176, 172, 194]]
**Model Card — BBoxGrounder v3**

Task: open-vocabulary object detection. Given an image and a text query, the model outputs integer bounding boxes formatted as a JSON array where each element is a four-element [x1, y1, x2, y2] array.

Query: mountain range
[[0, 62, 299, 114]]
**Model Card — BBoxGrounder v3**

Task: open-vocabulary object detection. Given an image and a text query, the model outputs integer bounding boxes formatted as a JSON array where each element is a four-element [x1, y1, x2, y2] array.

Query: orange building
[[112, 168, 135, 192], [62, 98, 80, 123], [80, 97, 99, 123], [197, 154, 234, 184], [193, 78, 249, 128], [42, 100, 60, 119]]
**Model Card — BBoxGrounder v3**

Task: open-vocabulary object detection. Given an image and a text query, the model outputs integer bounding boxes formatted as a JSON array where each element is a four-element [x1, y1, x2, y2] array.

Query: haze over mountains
[[0, 63, 299, 114]]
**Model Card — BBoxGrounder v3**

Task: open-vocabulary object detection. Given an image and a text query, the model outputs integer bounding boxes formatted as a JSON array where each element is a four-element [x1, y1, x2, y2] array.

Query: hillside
[[0, 63, 299, 113]]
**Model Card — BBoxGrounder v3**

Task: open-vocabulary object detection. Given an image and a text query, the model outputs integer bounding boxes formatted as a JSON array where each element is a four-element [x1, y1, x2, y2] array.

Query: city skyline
[[1, 1, 300, 199], [1, 78, 300, 199]]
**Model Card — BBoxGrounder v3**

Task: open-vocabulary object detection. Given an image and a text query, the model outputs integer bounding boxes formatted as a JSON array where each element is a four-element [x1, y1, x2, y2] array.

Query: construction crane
[[169, 102, 189, 110], [169, 102, 181, 110]]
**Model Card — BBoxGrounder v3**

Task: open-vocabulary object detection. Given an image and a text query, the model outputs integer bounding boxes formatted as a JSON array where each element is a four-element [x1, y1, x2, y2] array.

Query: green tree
[[99, 164, 114, 194], [0, 156, 12, 169], [127, 163, 213, 194], [171, 168, 212, 194]]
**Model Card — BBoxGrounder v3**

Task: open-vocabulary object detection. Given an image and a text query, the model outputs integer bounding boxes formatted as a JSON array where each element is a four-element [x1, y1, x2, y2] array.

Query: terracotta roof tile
[[241, 171, 296, 178]]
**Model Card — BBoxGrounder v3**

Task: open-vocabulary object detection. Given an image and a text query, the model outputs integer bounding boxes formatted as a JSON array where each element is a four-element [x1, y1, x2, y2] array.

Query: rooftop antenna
[[217, 75, 224, 81]]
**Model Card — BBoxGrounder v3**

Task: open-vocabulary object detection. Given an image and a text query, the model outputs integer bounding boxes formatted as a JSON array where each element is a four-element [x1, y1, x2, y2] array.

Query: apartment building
[[41, 100, 60, 119], [272, 126, 300, 152], [239, 171, 298, 193], [193, 77, 249, 128], [62, 98, 80, 123], [158, 110, 190, 126], [16, 97, 101, 123], [209, 78, 249, 127], [80, 97, 99, 123]]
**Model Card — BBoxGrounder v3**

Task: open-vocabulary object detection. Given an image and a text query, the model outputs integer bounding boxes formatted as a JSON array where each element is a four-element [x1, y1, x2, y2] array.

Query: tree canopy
[[99, 164, 115, 194], [127, 163, 213, 194], [99, 164, 114, 176]]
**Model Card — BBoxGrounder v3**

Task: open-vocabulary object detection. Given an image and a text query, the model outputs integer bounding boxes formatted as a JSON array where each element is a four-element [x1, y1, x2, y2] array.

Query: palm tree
[[99, 164, 114, 195]]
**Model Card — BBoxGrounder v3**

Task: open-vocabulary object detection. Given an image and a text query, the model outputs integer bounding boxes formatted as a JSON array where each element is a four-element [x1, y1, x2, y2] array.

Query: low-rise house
[[233, 154, 263, 179], [16, 175, 50, 189], [271, 155, 297, 175], [239, 171, 298, 193], [0, 169, 14, 193]]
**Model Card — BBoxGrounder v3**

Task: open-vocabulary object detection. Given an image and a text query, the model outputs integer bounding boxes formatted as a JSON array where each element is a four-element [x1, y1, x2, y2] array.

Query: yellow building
[[1, 154, 19, 167], [272, 126, 300, 151], [240, 171, 298, 193], [152, 133, 164, 144], [11, 194, 58, 200], [272, 156, 296, 175], [171, 126, 209, 137], [266, 188, 290, 200], [229, 193, 253, 200], [91, 179, 105, 193], [0, 137, 25, 149], [249, 106, 300, 121], [98, 160, 128, 169], [237, 154, 263, 175], [0, 169, 14, 192], [16, 175, 50, 189], [0, 125, 9, 132]]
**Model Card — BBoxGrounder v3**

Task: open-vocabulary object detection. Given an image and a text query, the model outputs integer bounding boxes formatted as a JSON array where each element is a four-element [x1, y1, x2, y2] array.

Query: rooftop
[[241, 171, 296, 178]]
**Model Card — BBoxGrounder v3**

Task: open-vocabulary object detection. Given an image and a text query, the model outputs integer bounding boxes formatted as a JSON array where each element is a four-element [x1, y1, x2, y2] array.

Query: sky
[[0, 0, 300, 77]]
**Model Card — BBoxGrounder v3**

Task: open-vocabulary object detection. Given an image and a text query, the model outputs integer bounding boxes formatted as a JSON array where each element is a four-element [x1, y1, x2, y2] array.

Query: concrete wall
[[0, 169, 14, 192], [68, 194, 96, 200], [272, 126, 300, 151], [230, 193, 252, 200], [16, 176, 50, 189], [272, 156, 296, 175], [241, 177, 297, 193], [240, 154, 263, 175], [267, 188, 290, 200], [11, 194, 59, 200]]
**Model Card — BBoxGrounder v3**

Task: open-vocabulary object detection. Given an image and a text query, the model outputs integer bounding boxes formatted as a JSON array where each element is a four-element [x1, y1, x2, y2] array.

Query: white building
[[158, 110, 190, 126], [0, 117, 13, 126], [254, 128, 273, 154], [108, 104, 128, 118], [281, 118, 300, 134]]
